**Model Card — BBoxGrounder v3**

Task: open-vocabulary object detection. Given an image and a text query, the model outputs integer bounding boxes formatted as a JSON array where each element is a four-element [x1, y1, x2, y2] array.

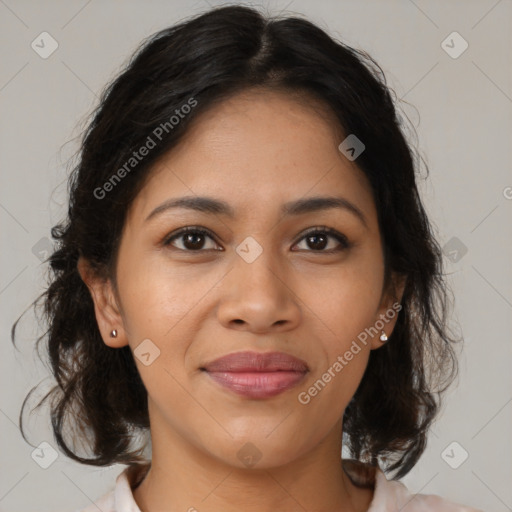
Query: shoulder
[[370, 466, 483, 511], [342, 459, 483, 512], [72, 488, 115, 512], [72, 463, 149, 512]]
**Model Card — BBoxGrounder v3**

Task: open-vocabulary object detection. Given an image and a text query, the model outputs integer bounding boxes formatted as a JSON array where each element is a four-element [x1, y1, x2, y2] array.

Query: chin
[[203, 434, 312, 471]]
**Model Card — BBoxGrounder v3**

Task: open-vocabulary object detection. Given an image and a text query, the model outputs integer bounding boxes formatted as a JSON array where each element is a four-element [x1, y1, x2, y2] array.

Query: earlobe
[[370, 273, 406, 350], [77, 256, 128, 348]]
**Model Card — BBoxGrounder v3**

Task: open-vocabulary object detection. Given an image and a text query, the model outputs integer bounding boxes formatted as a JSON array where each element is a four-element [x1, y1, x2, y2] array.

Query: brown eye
[[163, 225, 351, 253], [164, 227, 221, 252], [293, 227, 351, 252]]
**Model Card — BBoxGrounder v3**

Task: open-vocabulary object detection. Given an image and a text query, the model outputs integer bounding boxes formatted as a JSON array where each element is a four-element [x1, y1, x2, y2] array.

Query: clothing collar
[[113, 459, 403, 512]]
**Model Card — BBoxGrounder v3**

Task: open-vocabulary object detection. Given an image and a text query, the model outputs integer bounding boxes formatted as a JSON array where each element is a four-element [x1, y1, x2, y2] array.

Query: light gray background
[[1, 1, 511, 511]]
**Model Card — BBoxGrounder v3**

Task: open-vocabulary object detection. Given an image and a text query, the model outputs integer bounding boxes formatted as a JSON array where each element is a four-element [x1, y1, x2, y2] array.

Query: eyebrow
[[145, 195, 368, 227]]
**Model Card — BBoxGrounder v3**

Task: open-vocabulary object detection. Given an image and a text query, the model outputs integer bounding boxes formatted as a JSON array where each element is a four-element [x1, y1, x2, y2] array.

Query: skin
[[78, 88, 405, 512]]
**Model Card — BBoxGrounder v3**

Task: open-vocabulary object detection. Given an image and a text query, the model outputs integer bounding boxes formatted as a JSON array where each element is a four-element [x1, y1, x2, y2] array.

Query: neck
[[132, 419, 374, 512]]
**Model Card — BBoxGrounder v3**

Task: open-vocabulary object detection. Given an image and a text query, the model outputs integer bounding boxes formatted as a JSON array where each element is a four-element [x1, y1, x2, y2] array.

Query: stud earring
[[379, 331, 388, 342], [110, 329, 118, 338]]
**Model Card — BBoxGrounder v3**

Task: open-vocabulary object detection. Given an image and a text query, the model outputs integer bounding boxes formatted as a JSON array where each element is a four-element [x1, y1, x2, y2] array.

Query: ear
[[369, 272, 406, 350], [77, 256, 128, 348]]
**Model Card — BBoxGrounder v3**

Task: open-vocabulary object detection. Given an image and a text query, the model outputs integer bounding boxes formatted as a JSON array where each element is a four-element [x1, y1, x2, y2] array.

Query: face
[[80, 88, 402, 470]]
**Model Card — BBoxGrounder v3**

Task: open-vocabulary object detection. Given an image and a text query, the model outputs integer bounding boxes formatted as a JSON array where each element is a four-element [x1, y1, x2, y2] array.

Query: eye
[[292, 226, 351, 252], [163, 226, 221, 252], [162, 225, 351, 253]]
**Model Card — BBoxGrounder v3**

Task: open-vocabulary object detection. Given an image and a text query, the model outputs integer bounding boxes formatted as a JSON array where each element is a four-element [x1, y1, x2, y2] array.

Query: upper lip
[[202, 351, 309, 373]]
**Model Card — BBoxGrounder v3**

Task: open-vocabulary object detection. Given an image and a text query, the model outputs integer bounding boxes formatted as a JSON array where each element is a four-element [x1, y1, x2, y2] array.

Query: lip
[[201, 351, 309, 399]]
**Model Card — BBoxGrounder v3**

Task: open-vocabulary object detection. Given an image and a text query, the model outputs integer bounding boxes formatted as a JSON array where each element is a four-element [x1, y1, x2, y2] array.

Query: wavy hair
[[12, 4, 459, 480]]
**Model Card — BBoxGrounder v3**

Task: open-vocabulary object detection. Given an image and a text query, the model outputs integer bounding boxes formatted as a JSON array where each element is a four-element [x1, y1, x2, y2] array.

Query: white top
[[74, 460, 483, 512]]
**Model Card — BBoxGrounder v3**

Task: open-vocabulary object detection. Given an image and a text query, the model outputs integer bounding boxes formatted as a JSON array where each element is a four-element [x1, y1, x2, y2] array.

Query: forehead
[[127, 88, 376, 225]]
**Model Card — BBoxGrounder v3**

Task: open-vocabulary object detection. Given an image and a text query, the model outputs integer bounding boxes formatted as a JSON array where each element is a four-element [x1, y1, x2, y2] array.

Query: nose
[[216, 248, 301, 334]]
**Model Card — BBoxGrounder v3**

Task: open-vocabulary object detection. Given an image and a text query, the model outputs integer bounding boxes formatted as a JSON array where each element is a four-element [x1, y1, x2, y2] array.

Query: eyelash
[[162, 225, 351, 253]]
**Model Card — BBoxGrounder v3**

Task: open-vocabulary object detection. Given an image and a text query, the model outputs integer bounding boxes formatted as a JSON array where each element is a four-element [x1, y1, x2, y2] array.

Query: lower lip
[[205, 370, 307, 399]]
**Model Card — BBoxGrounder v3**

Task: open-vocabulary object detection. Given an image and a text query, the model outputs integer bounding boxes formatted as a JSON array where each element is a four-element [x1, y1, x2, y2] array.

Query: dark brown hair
[[12, 4, 459, 480]]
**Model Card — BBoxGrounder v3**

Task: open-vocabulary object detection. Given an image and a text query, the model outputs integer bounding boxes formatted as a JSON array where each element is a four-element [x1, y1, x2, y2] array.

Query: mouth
[[201, 351, 309, 399]]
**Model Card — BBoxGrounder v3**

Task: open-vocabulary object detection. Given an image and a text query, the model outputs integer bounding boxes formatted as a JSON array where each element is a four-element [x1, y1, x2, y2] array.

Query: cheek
[[303, 249, 384, 341], [116, 252, 226, 393], [297, 247, 383, 407], [117, 250, 207, 338]]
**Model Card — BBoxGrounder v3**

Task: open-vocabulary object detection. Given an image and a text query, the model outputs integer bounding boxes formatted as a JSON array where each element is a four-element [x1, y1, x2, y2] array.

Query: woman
[[13, 5, 482, 511]]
